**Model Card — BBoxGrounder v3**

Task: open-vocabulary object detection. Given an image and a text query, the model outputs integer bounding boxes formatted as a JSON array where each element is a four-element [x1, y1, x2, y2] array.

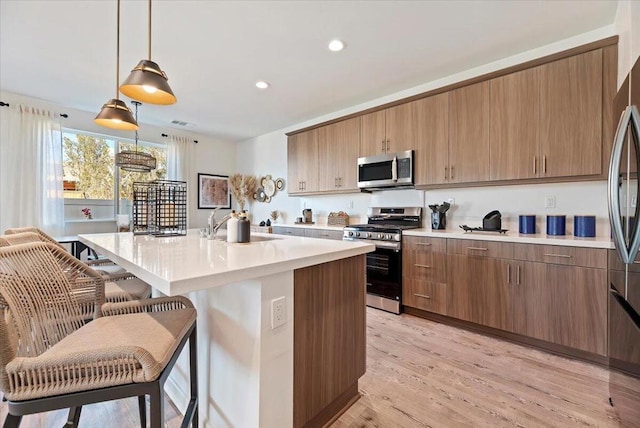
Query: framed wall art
[[197, 173, 231, 209]]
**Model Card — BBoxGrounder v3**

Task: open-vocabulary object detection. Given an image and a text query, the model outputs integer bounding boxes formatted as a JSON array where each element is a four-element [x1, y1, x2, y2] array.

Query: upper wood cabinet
[[287, 129, 319, 194], [287, 40, 617, 194], [413, 94, 449, 186], [360, 110, 386, 156], [539, 49, 603, 177], [448, 81, 490, 183], [489, 67, 540, 180], [489, 49, 604, 181], [317, 117, 360, 192]]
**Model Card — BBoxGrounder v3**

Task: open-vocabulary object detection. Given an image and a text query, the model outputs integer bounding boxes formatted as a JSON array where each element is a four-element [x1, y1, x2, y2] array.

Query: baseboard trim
[[404, 307, 609, 368], [300, 382, 360, 428]]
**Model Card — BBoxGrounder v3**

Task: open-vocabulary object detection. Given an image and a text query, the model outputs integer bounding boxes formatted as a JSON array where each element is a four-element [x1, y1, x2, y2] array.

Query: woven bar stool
[[0, 232, 151, 305], [0, 242, 198, 428], [4, 227, 126, 278]]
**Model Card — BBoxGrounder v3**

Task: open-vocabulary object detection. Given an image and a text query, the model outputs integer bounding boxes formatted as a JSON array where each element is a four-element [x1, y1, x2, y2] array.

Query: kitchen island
[[79, 230, 374, 428]]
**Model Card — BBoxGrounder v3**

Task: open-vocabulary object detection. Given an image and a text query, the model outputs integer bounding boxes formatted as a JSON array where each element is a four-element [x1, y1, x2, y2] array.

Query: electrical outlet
[[271, 297, 286, 329], [544, 196, 556, 208], [348, 200, 354, 209], [633, 196, 638, 208]]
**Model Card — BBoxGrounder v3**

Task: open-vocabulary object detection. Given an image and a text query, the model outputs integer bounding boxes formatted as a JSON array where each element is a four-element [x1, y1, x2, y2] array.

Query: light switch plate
[[545, 196, 556, 208]]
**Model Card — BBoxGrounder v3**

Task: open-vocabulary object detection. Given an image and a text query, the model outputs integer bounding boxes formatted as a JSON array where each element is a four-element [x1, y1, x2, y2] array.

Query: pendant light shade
[[120, 0, 176, 105], [120, 59, 176, 105], [95, 99, 138, 131], [116, 101, 157, 173], [95, 0, 138, 131]]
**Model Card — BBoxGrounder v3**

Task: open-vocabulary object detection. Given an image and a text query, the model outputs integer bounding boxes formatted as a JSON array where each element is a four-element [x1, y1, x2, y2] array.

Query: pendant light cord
[[133, 101, 140, 153], [148, 0, 152, 60], [116, 0, 121, 98]]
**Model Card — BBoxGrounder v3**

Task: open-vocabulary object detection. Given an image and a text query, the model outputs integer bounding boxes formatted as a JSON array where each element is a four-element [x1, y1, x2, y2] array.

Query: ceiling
[[0, 0, 618, 142]]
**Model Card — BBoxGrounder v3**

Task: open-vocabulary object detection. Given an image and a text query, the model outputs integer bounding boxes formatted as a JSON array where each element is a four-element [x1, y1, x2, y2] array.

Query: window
[[62, 129, 167, 220]]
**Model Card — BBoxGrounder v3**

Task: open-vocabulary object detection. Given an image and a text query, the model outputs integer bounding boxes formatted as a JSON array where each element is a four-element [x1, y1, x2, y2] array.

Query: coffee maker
[[302, 209, 312, 224]]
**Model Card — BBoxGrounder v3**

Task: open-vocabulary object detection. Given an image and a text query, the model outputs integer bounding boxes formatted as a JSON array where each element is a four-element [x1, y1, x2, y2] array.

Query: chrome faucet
[[208, 209, 232, 239]]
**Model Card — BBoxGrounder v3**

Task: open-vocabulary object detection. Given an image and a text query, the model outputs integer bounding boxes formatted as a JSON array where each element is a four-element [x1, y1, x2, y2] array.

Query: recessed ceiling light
[[328, 39, 345, 52], [256, 81, 270, 89]]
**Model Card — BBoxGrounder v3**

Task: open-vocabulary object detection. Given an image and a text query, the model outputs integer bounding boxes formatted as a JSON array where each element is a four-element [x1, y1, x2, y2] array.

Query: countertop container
[[574, 215, 596, 237], [547, 215, 566, 236], [519, 215, 536, 234]]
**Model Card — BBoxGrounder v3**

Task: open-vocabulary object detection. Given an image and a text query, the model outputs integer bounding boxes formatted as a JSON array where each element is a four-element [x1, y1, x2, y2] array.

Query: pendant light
[[120, 0, 176, 105], [94, 0, 138, 131], [115, 101, 157, 172]]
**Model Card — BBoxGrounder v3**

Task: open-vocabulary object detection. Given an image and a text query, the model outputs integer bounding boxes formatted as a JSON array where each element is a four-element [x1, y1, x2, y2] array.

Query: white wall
[[0, 90, 236, 234], [614, 0, 640, 85], [237, 26, 616, 236]]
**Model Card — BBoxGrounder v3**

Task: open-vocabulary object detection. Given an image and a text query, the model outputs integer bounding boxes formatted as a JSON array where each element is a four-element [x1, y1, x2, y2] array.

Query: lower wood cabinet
[[272, 226, 343, 240], [511, 261, 607, 355], [272, 226, 305, 237], [402, 237, 447, 315], [403, 237, 609, 357], [446, 254, 511, 331]]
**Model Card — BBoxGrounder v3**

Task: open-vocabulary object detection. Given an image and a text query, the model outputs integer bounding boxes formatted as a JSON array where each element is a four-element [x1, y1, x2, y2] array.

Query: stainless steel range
[[343, 207, 422, 314]]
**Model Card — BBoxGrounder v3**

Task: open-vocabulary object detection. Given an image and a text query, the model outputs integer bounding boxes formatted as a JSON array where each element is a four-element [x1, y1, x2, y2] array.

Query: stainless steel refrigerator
[[608, 56, 640, 425]]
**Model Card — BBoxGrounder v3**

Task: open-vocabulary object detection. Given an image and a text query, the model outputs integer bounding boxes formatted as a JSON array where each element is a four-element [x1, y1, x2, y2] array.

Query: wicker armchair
[[0, 242, 198, 428], [4, 227, 126, 278], [0, 232, 151, 304]]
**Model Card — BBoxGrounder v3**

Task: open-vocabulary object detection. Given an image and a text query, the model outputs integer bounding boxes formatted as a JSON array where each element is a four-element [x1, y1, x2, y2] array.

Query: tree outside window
[[62, 130, 167, 219]]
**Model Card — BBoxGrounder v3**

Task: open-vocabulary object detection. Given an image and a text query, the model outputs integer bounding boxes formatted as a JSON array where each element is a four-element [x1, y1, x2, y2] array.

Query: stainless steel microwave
[[357, 150, 414, 191]]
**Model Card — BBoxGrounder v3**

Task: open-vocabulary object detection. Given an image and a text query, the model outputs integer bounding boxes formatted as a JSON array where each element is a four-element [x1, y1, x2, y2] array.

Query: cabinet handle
[[533, 156, 536, 175], [414, 264, 431, 269], [467, 247, 488, 251], [382, 140, 386, 152], [543, 155, 547, 174], [633, 261, 640, 264], [444, 166, 448, 180], [451, 166, 454, 180], [414, 293, 431, 299], [416, 242, 432, 246], [507, 264, 511, 283], [386, 139, 390, 152], [303, 181, 306, 191], [338, 177, 342, 187], [543, 253, 572, 259], [516, 265, 521, 285]]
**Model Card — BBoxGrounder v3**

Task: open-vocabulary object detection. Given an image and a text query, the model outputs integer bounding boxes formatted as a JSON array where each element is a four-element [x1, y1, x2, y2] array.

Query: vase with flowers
[[81, 208, 92, 220]]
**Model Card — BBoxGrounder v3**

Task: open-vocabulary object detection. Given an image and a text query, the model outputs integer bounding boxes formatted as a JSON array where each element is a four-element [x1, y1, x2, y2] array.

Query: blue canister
[[574, 215, 596, 237], [547, 215, 566, 236], [519, 215, 536, 234]]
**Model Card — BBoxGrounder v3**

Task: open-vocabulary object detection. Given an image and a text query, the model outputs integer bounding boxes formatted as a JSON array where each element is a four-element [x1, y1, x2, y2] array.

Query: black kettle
[[482, 210, 502, 230]]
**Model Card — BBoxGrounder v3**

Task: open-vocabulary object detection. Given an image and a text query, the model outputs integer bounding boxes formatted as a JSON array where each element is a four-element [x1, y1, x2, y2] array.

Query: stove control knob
[[385, 234, 391, 240], [366, 232, 372, 238], [348, 231, 354, 237], [355, 232, 361, 237], [377, 233, 384, 239]]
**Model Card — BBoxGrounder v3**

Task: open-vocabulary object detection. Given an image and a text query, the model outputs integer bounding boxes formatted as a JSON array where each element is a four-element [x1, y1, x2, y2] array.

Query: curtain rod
[[0, 101, 68, 118], [161, 133, 198, 144]]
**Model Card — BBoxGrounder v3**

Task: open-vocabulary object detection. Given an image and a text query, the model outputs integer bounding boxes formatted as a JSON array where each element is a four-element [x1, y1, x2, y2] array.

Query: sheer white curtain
[[166, 134, 193, 225], [166, 134, 193, 182], [0, 104, 64, 235]]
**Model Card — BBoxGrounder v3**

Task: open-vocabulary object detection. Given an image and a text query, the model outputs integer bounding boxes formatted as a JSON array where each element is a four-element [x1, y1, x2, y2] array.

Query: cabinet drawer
[[304, 229, 344, 240], [272, 226, 305, 237], [403, 251, 446, 283], [402, 278, 447, 315], [446, 239, 513, 259], [513, 244, 606, 269], [403, 236, 447, 253]]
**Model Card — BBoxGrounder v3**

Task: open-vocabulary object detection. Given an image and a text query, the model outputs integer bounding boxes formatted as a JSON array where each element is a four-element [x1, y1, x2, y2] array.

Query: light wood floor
[[1, 308, 626, 427]]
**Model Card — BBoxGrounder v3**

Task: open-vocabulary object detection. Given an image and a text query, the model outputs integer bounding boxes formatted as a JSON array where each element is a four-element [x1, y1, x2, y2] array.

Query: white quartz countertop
[[272, 223, 345, 231], [79, 230, 374, 296], [403, 228, 614, 249]]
